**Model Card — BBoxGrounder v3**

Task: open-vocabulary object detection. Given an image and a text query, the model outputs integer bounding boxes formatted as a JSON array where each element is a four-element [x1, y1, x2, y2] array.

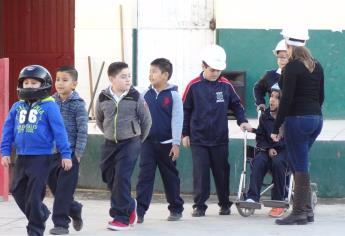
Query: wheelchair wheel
[[236, 204, 255, 217]]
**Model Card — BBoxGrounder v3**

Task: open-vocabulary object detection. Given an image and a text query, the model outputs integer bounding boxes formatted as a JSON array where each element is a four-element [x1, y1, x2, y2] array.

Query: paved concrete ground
[[1, 194, 345, 236]]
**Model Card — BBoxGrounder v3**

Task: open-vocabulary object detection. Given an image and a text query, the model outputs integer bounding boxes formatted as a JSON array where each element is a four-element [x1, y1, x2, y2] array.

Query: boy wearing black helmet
[[1, 65, 72, 236]]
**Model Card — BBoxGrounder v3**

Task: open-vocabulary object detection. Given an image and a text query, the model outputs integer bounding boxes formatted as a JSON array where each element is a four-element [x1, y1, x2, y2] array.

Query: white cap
[[281, 28, 309, 47], [201, 44, 226, 70], [273, 39, 287, 56]]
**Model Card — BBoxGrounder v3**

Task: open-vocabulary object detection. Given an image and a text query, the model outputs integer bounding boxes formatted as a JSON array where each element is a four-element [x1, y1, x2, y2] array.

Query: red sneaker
[[269, 208, 285, 218], [107, 220, 130, 231], [129, 199, 137, 226]]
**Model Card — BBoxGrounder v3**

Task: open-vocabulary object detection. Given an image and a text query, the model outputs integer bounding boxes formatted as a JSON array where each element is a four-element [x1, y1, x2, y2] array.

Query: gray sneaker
[[167, 212, 182, 221], [71, 208, 83, 231], [49, 227, 69, 235]]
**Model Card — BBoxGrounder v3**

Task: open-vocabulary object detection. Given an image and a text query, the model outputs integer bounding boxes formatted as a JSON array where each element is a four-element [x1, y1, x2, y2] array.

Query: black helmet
[[17, 65, 52, 100]]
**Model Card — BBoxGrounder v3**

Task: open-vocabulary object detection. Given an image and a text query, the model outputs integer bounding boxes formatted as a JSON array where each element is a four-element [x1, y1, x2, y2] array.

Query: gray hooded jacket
[[96, 86, 152, 142]]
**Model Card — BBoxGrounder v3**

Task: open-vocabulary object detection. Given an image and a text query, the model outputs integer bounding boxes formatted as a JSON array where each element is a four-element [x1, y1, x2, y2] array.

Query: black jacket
[[253, 69, 280, 106], [273, 60, 324, 133], [256, 109, 285, 151]]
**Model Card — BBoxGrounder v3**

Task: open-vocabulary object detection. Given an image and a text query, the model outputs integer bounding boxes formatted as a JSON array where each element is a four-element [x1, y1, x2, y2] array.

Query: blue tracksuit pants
[[136, 140, 184, 217]]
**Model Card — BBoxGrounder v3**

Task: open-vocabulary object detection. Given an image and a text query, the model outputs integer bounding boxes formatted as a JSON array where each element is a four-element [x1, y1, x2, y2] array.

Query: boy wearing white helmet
[[271, 28, 324, 225], [246, 85, 288, 218], [253, 39, 288, 112], [182, 44, 252, 217]]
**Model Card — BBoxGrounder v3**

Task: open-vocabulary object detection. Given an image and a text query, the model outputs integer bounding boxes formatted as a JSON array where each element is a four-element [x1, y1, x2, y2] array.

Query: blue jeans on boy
[[11, 155, 51, 236], [284, 115, 323, 173], [48, 153, 82, 229], [136, 140, 184, 218], [247, 150, 287, 202], [100, 137, 141, 224]]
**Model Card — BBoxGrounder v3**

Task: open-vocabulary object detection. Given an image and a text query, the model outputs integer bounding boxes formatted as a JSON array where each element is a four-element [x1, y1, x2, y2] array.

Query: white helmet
[[273, 39, 287, 56], [281, 28, 309, 47], [201, 44, 226, 70]]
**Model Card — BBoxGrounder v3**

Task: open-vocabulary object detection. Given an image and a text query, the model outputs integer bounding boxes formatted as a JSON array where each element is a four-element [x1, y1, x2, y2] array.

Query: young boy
[[48, 66, 88, 235], [136, 58, 184, 223], [96, 62, 151, 231], [0, 65, 72, 236], [246, 86, 287, 218], [253, 39, 288, 111], [182, 44, 252, 217]]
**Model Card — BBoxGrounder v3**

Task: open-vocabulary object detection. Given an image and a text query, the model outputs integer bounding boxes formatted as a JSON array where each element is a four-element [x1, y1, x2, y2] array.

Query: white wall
[[136, 0, 215, 93], [216, 0, 345, 31], [75, 0, 215, 114], [75, 0, 135, 116], [75, 0, 344, 116]]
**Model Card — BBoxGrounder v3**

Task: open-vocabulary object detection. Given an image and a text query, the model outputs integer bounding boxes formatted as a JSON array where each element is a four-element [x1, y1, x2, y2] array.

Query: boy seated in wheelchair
[[246, 85, 288, 218]]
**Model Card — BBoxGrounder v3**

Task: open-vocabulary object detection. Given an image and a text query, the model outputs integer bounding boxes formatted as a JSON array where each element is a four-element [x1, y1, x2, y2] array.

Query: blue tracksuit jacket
[[182, 73, 247, 146], [1, 97, 71, 159], [143, 84, 183, 145]]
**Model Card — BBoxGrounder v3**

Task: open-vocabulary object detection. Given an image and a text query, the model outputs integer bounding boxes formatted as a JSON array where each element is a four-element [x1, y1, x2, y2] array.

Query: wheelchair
[[235, 130, 318, 217]]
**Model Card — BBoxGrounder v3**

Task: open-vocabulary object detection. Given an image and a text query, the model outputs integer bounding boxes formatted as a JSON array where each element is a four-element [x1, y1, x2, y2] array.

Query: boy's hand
[[240, 122, 253, 132], [61, 159, 72, 171], [182, 136, 190, 148], [271, 133, 281, 142], [256, 104, 266, 112], [1, 156, 11, 168], [169, 144, 180, 161], [76, 156, 81, 163], [268, 148, 277, 158]]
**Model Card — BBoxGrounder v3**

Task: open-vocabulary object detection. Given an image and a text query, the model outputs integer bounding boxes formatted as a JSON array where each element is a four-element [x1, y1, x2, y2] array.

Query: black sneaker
[[191, 208, 205, 217], [219, 207, 231, 215], [49, 227, 69, 235], [137, 215, 144, 224], [167, 212, 182, 221], [71, 209, 83, 231]]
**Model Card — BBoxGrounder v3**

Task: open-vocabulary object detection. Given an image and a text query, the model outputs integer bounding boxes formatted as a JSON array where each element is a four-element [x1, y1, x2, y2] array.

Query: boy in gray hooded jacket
[[96, 62, 151, 231]]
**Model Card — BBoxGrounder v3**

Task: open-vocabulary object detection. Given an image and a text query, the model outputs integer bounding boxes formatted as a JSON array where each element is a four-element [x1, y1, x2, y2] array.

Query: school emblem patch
[[216, 91, 224, 103]]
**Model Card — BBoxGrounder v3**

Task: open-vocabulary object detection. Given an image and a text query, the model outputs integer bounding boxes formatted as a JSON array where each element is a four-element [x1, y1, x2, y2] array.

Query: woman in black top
[[271, 29, 324, 225]]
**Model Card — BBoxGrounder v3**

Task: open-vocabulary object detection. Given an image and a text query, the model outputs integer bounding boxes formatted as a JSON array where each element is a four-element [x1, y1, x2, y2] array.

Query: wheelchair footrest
[[236, 201, 262, 210], [262, 200, 289, 208]]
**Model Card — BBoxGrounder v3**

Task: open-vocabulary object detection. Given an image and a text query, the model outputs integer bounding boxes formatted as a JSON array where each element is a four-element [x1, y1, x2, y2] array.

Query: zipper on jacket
[[131, 121, 137, 134], [113, 101, 119, 143], [23, 103, 33, 151]]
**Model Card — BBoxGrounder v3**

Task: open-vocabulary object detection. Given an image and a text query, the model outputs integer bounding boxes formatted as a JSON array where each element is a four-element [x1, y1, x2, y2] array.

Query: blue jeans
[[48, 153, 82, 229], [100, 137, 141, 224], [284, 115, 323, 173], [247, 151, 287, 202]]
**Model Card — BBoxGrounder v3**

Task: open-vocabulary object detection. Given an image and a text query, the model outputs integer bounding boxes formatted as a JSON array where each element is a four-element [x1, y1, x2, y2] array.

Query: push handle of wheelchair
[[257, 108, 263, 120]]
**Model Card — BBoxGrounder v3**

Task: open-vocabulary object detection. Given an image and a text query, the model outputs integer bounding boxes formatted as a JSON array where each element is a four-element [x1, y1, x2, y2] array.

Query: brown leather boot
[[303, 174, 314, 222], [275, 172, 308, 225]]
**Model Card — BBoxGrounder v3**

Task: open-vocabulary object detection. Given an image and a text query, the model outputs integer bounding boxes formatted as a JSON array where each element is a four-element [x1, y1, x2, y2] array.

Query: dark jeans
[[284, 115, 323, 173], [100, 137, 141, 224], [247, 151, 287, 202], [190, 144, 232, 211], [11, 155, 51, 236], [48, 153, 82, 228], [136, 140, 184, 217]]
